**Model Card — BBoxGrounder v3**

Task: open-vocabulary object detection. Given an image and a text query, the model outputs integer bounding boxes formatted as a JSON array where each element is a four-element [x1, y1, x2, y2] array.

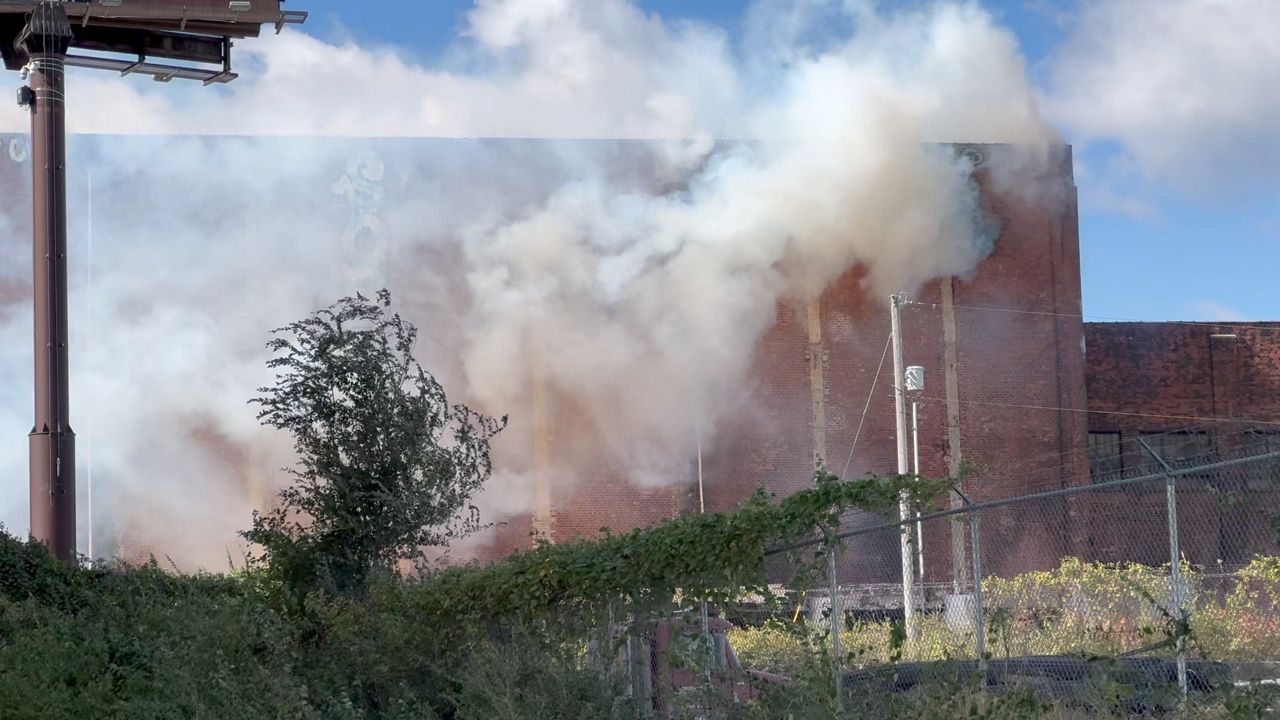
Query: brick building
[[503, 143, 1090, 582], [494, 145, 1280, 580], [2, 134, 1276, 575], [1083, 323, 1280, 567]]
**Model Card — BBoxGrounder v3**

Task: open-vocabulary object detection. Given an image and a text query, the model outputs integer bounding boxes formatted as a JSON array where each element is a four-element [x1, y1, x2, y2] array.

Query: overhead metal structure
[[1, 0, 306, 562], [0, 1, 306, 83]]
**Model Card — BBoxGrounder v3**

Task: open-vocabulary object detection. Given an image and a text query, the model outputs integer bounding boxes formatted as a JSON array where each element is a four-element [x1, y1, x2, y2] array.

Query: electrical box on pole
[[0, 0, 307, 562], [905, 366, 925, 393]]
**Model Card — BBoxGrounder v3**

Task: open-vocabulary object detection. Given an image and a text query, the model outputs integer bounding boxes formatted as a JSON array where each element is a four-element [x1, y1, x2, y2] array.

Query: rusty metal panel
[[0, 1, 303, 69], [69, 27, 229, 65], [0, 1, 290, 26], [0, 1, 306, 70], [67, 17, 267, 39]]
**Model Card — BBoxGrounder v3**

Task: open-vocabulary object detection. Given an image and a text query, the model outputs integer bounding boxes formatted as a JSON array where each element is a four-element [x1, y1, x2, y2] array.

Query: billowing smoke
[[0, 0, 1054, 567]]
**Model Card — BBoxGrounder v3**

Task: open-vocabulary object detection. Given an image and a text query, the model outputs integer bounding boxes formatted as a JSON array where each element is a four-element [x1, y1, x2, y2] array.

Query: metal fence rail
[[609, 428, 1280, 717]]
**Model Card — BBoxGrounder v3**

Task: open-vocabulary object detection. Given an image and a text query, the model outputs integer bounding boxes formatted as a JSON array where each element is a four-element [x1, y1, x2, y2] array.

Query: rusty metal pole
[[22, 2, 76, 563]]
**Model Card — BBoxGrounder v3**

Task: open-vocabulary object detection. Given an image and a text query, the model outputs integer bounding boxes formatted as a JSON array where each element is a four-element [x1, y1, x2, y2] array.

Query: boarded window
[[1138, 431, 1215, 475], [1242, 430, 1280, 489], [1088, 432, 1123, 484]]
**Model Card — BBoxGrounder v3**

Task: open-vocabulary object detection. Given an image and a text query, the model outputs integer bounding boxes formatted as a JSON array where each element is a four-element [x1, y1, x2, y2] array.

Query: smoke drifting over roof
[[0, 0, 1055, 567]]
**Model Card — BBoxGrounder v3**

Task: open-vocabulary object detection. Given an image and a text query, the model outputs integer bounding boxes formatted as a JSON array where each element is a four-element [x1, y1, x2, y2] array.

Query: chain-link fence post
[[828, 541, 844, 711], [969, 508, 987, 677], [1168, 485, 1188, 698], [1139, 437, 1188, 699], [1167, 475, 1188, 699], [628, 623, 652, 718]]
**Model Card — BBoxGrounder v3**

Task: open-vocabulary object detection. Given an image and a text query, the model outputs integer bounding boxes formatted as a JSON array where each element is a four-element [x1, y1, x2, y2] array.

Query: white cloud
[[1044, 0, 1280, 197], [0, 0, 741, 140], [1073, 154, 1158, 219], [1188, 301, 1247, 322]]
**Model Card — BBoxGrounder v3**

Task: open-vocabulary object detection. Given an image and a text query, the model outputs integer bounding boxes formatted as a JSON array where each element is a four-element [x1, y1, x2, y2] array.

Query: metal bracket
[[202, 35, 233, 85], [277, 10, 308, 33], [120, 53, 145, 76]]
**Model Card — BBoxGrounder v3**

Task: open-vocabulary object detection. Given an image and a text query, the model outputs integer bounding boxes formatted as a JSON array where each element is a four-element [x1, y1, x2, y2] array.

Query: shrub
[[246, 290, 505, 598], [730, 621, 826, 677], [446, 641, 625, 720]]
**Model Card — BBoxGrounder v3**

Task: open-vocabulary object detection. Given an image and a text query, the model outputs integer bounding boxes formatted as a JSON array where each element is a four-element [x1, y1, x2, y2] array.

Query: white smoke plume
[[0, 0, 1054, 567]]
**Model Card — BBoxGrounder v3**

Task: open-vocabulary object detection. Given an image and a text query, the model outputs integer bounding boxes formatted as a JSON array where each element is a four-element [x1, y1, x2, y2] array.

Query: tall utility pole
[[22, 1, 74, 562], [3, 0, 307, 562], [890, 293, 918, 636]]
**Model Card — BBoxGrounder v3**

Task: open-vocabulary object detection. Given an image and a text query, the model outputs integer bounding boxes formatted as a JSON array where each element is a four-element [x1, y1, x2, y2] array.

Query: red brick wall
[[1084, 323, 1280, 566], [1081, 486, 1225, 566], [1085, 323, 1280, 427], [485, 144, 1090, 580]]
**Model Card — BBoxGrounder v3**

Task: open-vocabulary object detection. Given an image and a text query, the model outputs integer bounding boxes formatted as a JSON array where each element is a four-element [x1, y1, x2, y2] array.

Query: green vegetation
[[4, 528, 1280, 717], [0, 291, 956, 718], [0, 465, 937, 720], [3, 294, 1276, 718], [245, 290, 505, 599], [728, 555, 1280, 679]]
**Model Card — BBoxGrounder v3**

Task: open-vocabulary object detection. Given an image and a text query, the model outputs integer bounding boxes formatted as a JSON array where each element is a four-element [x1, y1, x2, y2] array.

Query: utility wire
[[911, 396, 1280, 427], [840, 333, 892, 479], [824, 391, 1280, 501], [874, 394, 1279, 488], [905, 300, 1277, 334]]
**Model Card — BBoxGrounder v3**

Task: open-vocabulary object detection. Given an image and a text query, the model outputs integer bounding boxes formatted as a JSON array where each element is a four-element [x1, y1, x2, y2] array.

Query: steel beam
[[67, 26, 229, 65], [0, 1, 298, 27], [64, 54, 237, 84]]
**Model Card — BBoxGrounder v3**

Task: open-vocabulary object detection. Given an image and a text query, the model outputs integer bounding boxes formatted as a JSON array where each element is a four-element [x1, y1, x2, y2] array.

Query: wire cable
[[905, 299, 1278, 334], [911, 396, 1280, 427], [839, 333, 892, 479]]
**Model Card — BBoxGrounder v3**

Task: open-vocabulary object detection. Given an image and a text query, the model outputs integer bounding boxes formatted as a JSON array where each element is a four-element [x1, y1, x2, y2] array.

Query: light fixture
[[229, 1, 252, 11]]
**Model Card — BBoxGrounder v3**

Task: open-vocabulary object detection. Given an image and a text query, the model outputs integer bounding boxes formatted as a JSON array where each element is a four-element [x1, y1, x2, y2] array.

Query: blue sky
[[291, 0, 1279, 323], [296, 1, 745, 58]]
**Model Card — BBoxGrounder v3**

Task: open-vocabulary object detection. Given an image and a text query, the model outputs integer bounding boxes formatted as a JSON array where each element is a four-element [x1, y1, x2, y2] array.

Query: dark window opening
[[1138, 431, 1215, 476], [1088, 432, 1122, 484]]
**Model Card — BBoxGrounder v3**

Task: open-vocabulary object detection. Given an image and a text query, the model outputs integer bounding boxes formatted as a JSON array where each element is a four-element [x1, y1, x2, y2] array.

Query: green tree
[[244, 290, 505, 596]]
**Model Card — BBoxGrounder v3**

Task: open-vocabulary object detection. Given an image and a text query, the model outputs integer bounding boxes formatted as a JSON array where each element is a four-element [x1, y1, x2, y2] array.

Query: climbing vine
[[407, 469, 950, 637]]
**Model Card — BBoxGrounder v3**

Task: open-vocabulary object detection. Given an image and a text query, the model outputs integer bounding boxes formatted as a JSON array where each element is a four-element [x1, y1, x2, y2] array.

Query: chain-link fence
[[598, 425, 1280, 717]]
